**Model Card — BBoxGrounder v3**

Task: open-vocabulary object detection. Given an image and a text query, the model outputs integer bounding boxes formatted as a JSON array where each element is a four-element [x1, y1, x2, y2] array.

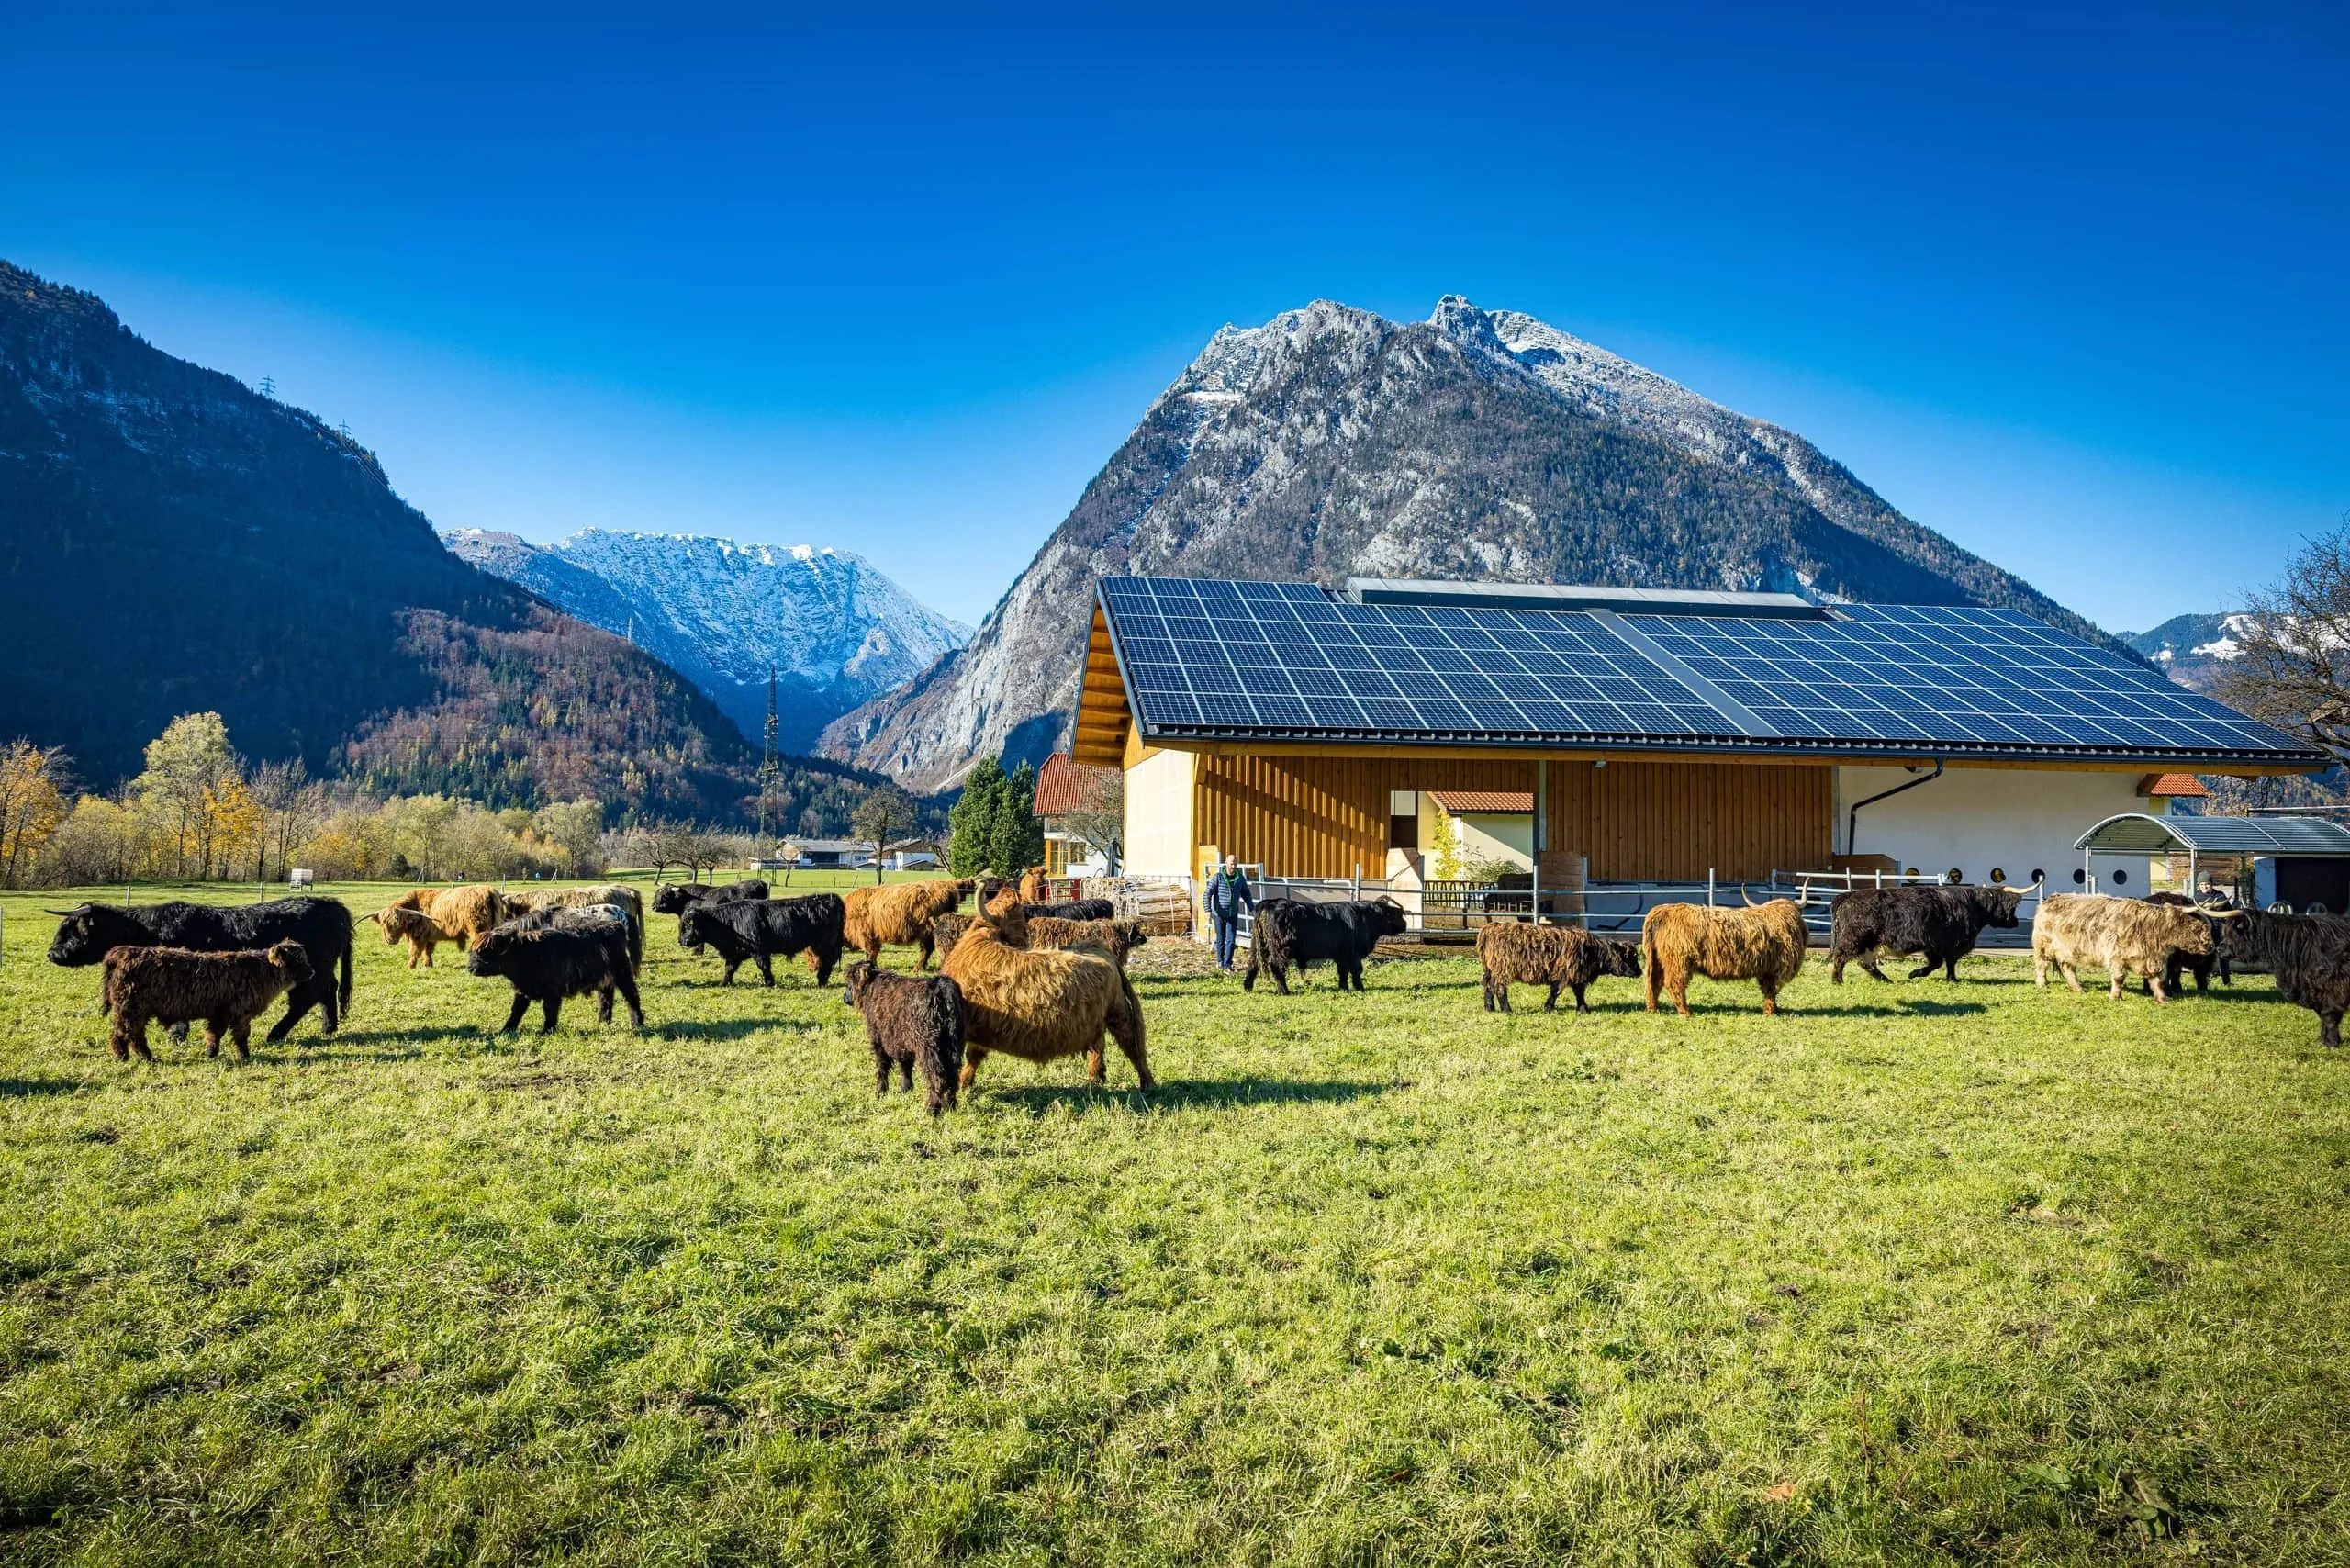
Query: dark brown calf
[[103, 942, 314, 1063], [841, 959, 968, 1114]]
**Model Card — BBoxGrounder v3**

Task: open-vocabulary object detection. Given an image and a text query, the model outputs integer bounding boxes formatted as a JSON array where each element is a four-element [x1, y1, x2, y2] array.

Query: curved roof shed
[[2072, 813, 2350, 856]]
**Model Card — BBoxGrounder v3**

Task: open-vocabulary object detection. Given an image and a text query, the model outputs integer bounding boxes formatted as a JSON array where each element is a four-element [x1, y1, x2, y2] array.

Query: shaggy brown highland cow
[[1642, 898, 1809, 1016], [844, 878, 973, 970], [506, 883, 646, 969], [1017, 867, 1050, 903], [925, 912, 976, 957], [103, 941, 314, 1062], [841, 959, 968, 1114], [942, 891, 1152, 1091], [2031, 893, 2233, 1002], [1477, 922, 1643, 1013], [366, 904, 464, 969], [1025, 915, 1150, 969], [375, 886, 511, 955]]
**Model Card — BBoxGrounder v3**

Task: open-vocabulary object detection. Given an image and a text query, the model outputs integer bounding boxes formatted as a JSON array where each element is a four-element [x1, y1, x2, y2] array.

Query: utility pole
[[755, 668, 780, 844]]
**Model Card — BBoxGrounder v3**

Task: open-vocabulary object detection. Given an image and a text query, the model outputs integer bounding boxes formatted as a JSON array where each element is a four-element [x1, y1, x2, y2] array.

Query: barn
[[1067, 577, 2324, 903]]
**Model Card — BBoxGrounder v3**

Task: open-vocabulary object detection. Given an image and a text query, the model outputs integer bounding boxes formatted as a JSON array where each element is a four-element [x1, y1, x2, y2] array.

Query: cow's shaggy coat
[[1025, 916, 1150, 969], [507, 884, 646, 969], [677, 893, 846, 986], [1016, 868, 1050, 903], [466, 924, 643, 1033], [844, 879, 971, 970], [2031, 893, 2224, 1002], [650, 879, 769, 915], [1642, 900, 1809, 1016], [378, 886, 511, 953], [47, 897, 353, 1041], [841, 959, 968, 1114], [1243, 897, 1410, 994], [1477, 922, 1642, 1013], [2216, 909, 2350, 1047], [942, 896, 1151, 1090], [103, 941, 313, 1062], [1024, 899, 1115, 923], [1828, 884, 2025, 982]]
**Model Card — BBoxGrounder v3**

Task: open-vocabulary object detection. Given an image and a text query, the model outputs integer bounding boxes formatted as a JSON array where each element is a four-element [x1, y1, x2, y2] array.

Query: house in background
[[1410, 790, 1535, 877], [781, 836, 869, 869], [1034, 752, 1118, 876], [1068, 575, 2327, 903]]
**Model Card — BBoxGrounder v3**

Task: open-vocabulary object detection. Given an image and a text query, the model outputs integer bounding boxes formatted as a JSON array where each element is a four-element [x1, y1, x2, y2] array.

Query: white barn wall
[[1835, 766, 2153, 893], [1123, 747, 1198, 878]]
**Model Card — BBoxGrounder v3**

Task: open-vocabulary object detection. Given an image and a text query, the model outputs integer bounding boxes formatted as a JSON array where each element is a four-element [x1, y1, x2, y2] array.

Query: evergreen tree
[[989, 760, 1046, 877], [948, 757, 1006, 878]]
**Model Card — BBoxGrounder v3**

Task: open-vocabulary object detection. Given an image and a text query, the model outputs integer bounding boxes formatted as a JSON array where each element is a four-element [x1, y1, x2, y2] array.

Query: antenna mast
[[756, 669, 780, 841]]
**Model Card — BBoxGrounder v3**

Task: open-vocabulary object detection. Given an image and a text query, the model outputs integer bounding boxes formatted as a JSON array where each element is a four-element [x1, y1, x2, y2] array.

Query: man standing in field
[[1207, 853, 1253, 972]]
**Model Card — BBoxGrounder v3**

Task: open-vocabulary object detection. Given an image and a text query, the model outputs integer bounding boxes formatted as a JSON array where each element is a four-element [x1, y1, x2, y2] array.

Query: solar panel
[[1094, 577, 2321, 763]]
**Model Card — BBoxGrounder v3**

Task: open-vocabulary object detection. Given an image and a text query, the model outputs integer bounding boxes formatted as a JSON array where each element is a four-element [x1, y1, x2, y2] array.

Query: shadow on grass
[[654, 1018, 815, 1041], [1796, 1001, 1989, 1018], [0, 1078, 85, 1098], [985, 1077, 1398, 1114]]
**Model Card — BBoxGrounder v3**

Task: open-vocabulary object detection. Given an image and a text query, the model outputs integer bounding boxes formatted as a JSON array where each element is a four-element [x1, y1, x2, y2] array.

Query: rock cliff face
[[444, 528, 968, 751], [818, 295, 2123, 791]]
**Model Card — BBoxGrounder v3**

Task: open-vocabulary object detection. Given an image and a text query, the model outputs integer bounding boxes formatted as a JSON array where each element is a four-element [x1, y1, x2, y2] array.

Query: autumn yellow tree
[[134, 712, 240, 879], [0, 741, 69, 889], [204, 777, 265, 881]]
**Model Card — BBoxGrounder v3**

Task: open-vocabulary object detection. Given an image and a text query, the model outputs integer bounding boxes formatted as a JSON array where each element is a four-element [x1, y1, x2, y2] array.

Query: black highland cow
[[841, 959, 968, 1114], [1243, 897, 1410, 994], [2211, 909, 2350, 1047], [677, 893, 846, 986], [1828, 884, 2025, 982], [48, 897, 354, 1040], [466, 924, 643, 1033]]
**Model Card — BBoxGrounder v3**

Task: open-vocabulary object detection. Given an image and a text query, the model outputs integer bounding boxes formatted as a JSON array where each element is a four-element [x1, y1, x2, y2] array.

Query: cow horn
[[43, 908, 78, 917], [1741, 888, 1762, 907], [2205, 906, 2249, 920]]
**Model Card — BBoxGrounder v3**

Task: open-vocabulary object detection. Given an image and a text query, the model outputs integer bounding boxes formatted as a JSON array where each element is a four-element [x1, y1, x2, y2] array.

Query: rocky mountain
[[2122, 612, 2252, 695], [0, 260, 885, 823], [818, 295, 2135, 791], [443, 528, 969, 752]]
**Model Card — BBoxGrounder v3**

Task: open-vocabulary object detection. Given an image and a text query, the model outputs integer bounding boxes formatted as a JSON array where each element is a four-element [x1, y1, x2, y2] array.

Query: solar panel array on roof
[[1092, 577, 2322, 767]]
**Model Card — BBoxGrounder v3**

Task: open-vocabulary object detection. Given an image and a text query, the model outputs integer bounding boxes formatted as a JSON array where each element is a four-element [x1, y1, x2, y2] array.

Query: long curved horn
[[43, 908, 79, 917], [2205, 907, 2250, 920], [1741, 888, 1762, 907]]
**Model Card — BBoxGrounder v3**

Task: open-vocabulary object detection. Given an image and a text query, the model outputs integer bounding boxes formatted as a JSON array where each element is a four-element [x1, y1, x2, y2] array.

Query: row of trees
[[0, 712, 610, 889]]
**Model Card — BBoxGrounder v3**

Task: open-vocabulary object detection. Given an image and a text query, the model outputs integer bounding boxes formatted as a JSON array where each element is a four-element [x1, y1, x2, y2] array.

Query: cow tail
[[340, 935, 354, 1017]]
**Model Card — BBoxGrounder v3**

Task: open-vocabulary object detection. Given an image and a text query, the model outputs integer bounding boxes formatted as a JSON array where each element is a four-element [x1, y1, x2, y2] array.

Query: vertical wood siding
[[1193, 754, 1830, 881]]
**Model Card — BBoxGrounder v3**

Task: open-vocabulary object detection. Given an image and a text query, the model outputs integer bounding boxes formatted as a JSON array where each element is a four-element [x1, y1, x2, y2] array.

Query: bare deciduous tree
[[2214, 520, 2350, 770]]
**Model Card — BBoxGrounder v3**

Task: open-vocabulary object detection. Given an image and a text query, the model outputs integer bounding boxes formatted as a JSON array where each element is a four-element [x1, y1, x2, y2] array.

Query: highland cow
[[841, 959, 968, 1114], [1828, 883, 2025, 982], [2214, 907, 2350, 1047], [843, 878, 972, 970], [1642, 898, 1809, 1016], [368, 904, 463, 969], [1024, 899, 1115, 923], [1477, 921, 1643, 1013], [650, 879, 769, 915], [942, 893, 1152, 1090], [507, 883, 646, 969], [47, 896, 353, 1041], [377, 885, 511, 952], [2032, 893, 2235, 1003], [465, 923, 643, 1033], [102, 941, 314, 1063], [1025, 915, 1150, 969], [1243, 896, 1410, 994], [677, 892, 846, 986]]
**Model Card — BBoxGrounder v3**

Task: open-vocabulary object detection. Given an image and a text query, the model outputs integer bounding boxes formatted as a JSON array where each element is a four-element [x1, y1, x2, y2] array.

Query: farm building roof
[[1072, 576, 2328, 772], [1033, 753, 1114, 816], [2074, 813, 2350, 856], [2137, 773, 2210, 798], [1427, 790, 1534, 813]]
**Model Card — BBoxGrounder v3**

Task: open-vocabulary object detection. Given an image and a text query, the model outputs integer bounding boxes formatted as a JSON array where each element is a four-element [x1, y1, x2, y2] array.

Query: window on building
[[1388, 790, 1419, 851]]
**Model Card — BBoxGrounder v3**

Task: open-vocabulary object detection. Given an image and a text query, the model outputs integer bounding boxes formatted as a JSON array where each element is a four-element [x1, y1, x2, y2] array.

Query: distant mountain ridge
[[0, 260, 885, 824], [444, 528, 969, 751], [2122, 611, 2252, 695], [818, 295, 2134, 790]]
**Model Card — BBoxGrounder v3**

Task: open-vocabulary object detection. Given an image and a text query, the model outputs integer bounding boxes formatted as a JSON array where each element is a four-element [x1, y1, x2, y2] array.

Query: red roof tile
[[2138, 773, 2210, 798], [1427, 790, 1534, 813], [1035, 753, 1117, 815]]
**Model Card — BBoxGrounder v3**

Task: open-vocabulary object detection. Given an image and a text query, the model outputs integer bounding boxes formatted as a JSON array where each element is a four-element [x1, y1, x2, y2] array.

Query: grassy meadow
[[0, 879, 2346, 1564]]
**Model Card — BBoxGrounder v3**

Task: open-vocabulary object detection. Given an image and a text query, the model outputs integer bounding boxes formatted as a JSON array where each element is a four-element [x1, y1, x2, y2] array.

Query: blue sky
[[4, 2, 2343, 631]]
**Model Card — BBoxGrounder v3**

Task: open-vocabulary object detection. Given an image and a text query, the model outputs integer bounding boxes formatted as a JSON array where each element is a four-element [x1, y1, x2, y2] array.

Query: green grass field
[[1, 881, 2345, 1565]]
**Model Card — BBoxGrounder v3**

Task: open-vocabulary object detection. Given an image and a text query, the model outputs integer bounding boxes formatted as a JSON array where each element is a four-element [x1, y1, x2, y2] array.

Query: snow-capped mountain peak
[[444, 527, 969, 751]]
